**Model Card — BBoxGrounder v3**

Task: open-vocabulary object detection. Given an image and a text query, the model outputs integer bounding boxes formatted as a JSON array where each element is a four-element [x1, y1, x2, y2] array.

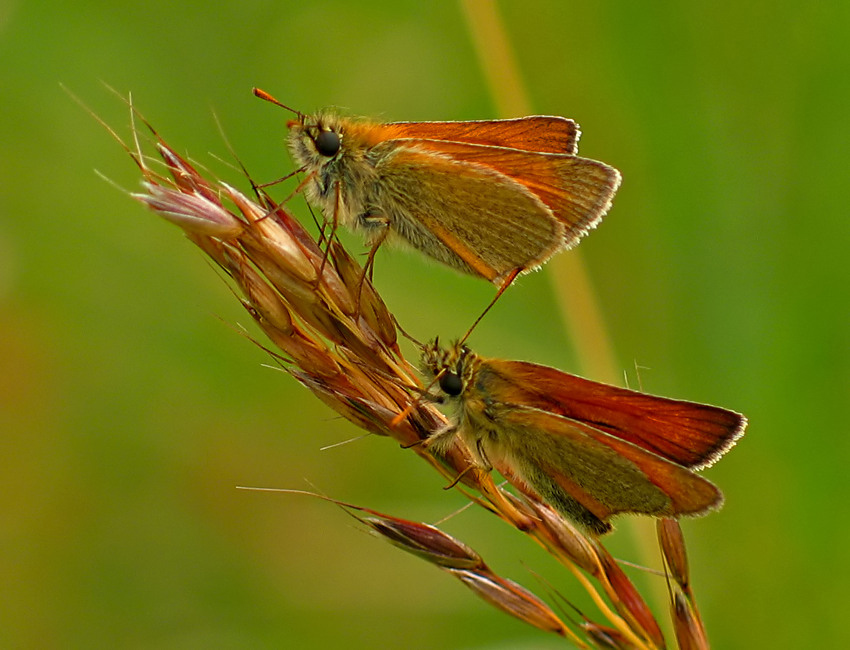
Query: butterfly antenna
[[458, 268, 520, 345], [252, 87, 305, 121]]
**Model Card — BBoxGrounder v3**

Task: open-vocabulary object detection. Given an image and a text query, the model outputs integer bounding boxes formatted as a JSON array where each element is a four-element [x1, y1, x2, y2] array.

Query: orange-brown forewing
[[479, 359, 746, 469], [379, 116, 580, 154]]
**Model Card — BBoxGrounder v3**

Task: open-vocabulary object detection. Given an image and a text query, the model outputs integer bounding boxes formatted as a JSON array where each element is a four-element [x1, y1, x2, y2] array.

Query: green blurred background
[[2, 1, 848, 647]]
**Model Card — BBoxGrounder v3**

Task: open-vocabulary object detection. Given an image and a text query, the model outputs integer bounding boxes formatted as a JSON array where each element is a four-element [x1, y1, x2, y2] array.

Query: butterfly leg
[[315, 182, 343, 284], [359, 212, 391, 279], [354, 211, 391, 311], [425, 423, 535, 530], [421, 421, 459, 457], [423, 428, 487, 492]]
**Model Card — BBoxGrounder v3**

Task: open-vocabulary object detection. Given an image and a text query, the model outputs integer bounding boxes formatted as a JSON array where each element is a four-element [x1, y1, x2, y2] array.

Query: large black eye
[[438, 371, 464, 397], [314, 130, 341, 157]]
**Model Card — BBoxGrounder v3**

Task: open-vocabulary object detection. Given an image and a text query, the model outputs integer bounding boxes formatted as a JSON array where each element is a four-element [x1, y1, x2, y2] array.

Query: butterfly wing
[[486, 405, 723, 533], [380, 116, 580, 154], [478, 359, 746, 469], [414, 141, 620, 248], [382, 140, 620, 250], [368, 145, 565, 282]]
